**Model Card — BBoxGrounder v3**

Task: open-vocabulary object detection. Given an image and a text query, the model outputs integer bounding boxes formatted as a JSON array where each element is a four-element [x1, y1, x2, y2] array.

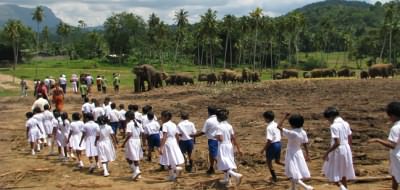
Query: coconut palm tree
[[250, 7, 263, 71], [41, 26, 49, 52], [57, 21, 71, 53], [4, 19, 23, 83], [199, 9, 218, 70], [173, 9, 189, 66], [222, 14, 236, 68], [32, 6, 44, 54], [78, 20, 86, 29]]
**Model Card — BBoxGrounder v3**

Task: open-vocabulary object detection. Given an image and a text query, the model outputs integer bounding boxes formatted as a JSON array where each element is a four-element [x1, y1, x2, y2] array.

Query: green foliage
[[301, 57, 327, 71]]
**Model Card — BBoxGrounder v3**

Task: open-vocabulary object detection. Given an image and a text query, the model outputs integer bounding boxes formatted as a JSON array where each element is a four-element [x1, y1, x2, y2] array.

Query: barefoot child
[[277, 113, 313, 190], [214, 108, 243, 186], [68, 113, 86, 168], [122, 111, 144, 180], [260, 111, 283, 182], [177, 112, 197, 172], [96, 115, 118, 177], [159, 110, 185, 181], [80, 113, 100, 173], [369, 102, 400, 190], [322, 107, 355, 190], [25, 112, 41, 155]]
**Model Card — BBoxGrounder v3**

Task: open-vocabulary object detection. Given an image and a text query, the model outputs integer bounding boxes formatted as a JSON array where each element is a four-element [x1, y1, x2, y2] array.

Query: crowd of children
[[24, 97, 400, 190]]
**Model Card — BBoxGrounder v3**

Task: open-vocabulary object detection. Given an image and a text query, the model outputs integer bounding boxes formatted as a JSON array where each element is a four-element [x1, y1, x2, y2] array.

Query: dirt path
[[0, 78, 397, 189]]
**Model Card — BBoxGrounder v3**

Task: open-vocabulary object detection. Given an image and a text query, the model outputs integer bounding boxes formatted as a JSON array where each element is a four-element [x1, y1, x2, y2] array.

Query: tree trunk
[[253, 23, 258, 71], [295, 34, 299, 66], [12, 40, 17, 83], [224, 34, 228, 69], [380, 33, 387, 62], [389, 29, 392, 63], [229, 37, 233, 69], [174, 37, 180, 73], [270, 39, 274, 78]]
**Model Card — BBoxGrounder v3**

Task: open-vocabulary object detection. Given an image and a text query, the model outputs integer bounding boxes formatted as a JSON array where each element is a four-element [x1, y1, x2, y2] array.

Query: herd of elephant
[[273, 63, 395, 80], [132, 63, 395, 92], [132, 65, 260, 92]]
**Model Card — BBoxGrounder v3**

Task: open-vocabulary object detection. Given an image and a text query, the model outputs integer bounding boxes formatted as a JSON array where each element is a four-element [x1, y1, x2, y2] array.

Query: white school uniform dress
[[177, 120, 197, 141], [159, 121, 185, 167], [282, 128, 311, 179], [69, 121, 85, 151], [26, 118, 40, 142], [33, 113, 46, 139], [323, 117, 356, 182], [216, 121, 237, 171], [93, 107, 105, 122], [42, 110, 55, 135], [56, 119, 70, 147], [125, 121, 144, 161], [82, 102, 93, 115], [97, 124, 116, 162], [388, 121, 400, 182], [83, 121, 100, 157]]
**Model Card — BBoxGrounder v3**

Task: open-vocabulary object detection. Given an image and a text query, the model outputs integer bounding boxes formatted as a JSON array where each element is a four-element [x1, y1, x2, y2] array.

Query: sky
[[0, 0, 391, 26]]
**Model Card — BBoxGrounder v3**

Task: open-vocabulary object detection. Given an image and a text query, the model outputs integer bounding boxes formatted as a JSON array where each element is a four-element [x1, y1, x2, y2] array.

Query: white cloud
[[0, 0, 392, 26]]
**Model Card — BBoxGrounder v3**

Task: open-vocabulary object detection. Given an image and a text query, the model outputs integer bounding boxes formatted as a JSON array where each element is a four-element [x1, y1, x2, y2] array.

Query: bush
[[301, 57, 327, 71]]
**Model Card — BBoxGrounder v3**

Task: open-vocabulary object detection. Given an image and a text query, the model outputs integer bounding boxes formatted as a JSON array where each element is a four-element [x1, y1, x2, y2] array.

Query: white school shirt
[[178, 120, 197, 141], [26, 118, 39, 131], [103, 103, 112, 117], [83, 121, 100, 137], [59, 77, 67, 85], [109, 109, 120, 123], [144, 120, 161, 135], [134, 111, 142, 122], [119, 109, 126, 121], [215, 121, 234, 144], [82, 102, 93, 114], [42, 110, 54, 125], [70, 121, 85, 135], [98, 124, 114, 141], [266, 120, 281, 143], [330, 117, 352, 145], [162, 121, 179, 139], [93, 107, 105, 121], [126, 121, 144, 139], [388, 121, 400, 181], [202, 115, 219, 140], [59, 119, 71, 137]]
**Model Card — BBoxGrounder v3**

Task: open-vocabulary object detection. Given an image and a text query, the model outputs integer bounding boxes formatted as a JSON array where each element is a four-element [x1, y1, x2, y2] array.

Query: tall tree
[[222, 14, 236, 68], [32, 6, 44, 53], [56, 21, 71, 52], [173, 9, 189, 67], [4, 20, 23, 83], [250, 7, 263, 71], [78, 20, 87, 29], [199, 9, 219, 70], [41, 25, 49, 52]]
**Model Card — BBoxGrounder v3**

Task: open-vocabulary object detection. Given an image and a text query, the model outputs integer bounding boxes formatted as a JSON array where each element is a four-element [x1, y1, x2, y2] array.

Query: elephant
[[282, 69, 299, 79], [250, 72, 261, 82], [206, 73, 218, 85], [337, 68, 351, 77], [242, 68, 252, 82], [132, 64, 164, 92], [198, 74, 208, 82], [303, 72, 311, 79], [165, 74, 177, 86], [368, 64, 394, 78], [234, 73, 244, 83], [219, 69, 237, 84], [166, 73, 194, 86], [273, 73, 283, 80], [360, 71, 369, 79], [311, 68, 336, 78]]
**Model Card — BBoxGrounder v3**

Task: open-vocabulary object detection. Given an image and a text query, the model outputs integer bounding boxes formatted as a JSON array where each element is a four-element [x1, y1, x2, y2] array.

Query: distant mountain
[[0, 4, 62, 30]]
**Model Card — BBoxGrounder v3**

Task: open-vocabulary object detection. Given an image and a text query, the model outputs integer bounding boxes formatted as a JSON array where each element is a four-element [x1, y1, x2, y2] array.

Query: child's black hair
[[84, 97, 89, 103], [180, 111, 189, 120], [216, 108, 229, 122], [104, 97, 111, 103], [53, 111, 60, 118], [143, 105, 152, 114], [323, 107, 340, 119], [128, 104, 134, 111], [132, 105, 139, 111], [26, 112, 34, 119], [161, 110, 172, 121], [288, 114, 304, 128], [147, 111, 155, 120], [33, 107, 42, 114], [61, 112, 69, 126], [98, 115, 109, 125], [72, 112, 81, 121], [263, 111, 275, 121], [386, 102, 400, 118], [91, 98, 96, 103], [94, 100, 100, 107], [44, 104, 50, 111], [111, 102, 116, 109], [119, 104, 125, 109], [208, 106, 218, 116], [125, 111, 135, 120], [85, 113, 94, 121]]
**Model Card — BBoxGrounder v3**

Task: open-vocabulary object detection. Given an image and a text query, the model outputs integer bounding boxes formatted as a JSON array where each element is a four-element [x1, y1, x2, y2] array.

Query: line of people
[[24, 99, 400, 189]]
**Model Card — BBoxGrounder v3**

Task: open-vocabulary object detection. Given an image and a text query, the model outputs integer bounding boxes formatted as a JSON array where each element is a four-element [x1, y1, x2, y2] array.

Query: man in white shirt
[[81, 97, 93, 121], [103, 97, 112, 118], [260, 111, 283, 182], [59, 74, 67, 94], [31, 93, 50, 111], [193, 106, 219, 175], [109, 103, 121, 136], [177, 112, 197, 172]]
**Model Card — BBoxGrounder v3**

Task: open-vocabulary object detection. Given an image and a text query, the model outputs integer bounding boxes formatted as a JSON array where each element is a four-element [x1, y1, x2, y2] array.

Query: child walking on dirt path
[[122, 111, 144, 180], [80, 113, 100, 173], [25, 111, 41, 155], [113, 73, 120, 94], [68, 113, 86, 169], [159, 110, 185, 181], [43, 105, 55, 154], [177, 112, 197, 172], [260, 111, 284, 182], [79, 81, 88, 100], [144, 111, 161, 162], [193, 106, 220, 175], [276, 113, 313, 190], [369, 102, 400, 190], [214, 108, 243, 187], [56, 112, 71, 162], [322, 107, 355, 190], [96, 115, 118, 177], [119, 104, 127, 138]]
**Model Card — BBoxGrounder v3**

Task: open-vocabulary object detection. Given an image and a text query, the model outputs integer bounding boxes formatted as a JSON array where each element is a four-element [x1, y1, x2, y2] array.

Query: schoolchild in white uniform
[[119, 104, 127, 137], [56, 112, 71, 161], [177, 112, 197, 172], [50, 111, 61, 155], [260, 111, 284, 182], [193, 106, 219, 175], [122, 111, 144, 180], [144, 111, 161, 162], [80, 113, 100, 173], [42, 105, 55, 151], [68, 112, 86, 168], [108, 103, 121, 135], [96, 115, 118, 177], [323, 107, 355, 190], [32, 107, 46, 151], [81, 97, 93, 121], [103, 97, 112, 117], [159, 110, 185, 181], [369, 102, 400, 190], [277, 113, 313, 190], [25, 111, 41, 155], [214, 108, 243, 187], [93, 100, 105, 122]]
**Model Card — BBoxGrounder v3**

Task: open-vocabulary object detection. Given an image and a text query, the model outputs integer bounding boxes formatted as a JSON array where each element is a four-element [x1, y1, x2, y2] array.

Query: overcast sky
[[0, 0, 391, 26]]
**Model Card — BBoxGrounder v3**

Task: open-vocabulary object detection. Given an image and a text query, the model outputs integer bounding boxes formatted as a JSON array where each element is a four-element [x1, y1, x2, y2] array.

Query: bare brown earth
[[0, 78, 397, 190]]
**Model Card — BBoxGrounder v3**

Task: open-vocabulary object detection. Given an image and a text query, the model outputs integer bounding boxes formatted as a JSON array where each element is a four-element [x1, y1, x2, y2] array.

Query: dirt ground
[[0, 77, 397, 190]]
